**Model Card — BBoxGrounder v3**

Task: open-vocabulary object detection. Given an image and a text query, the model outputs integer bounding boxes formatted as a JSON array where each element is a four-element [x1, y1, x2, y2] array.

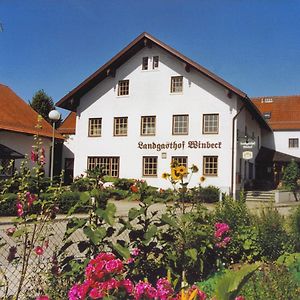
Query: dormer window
[[263, 112, 271, 119], [261, 98, 273, 103]]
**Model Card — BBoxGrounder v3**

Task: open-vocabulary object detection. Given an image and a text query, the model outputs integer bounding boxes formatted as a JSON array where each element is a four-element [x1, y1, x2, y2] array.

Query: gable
[[58, 112, 76, 135], [56, 32, 270, 131], [79, 45, 235, 112], [56, 32, 247, 109]]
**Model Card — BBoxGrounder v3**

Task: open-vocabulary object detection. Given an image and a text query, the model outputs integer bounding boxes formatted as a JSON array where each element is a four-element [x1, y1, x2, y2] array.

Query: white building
[[57, 112, 76, 184], [252, 96, 300, 187], [0, 84, 64, 177], [57, 32, 271, 196]]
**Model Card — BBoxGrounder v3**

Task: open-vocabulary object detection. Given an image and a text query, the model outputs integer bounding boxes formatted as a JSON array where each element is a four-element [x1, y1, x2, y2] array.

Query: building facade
[[252, 96, 300, 187], [0, 84, 63, 177], [57, 33, 271, 196]]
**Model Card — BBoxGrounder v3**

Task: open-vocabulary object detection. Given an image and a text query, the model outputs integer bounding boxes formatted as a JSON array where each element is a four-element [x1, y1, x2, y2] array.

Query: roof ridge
[[252, 94, 300, 99]]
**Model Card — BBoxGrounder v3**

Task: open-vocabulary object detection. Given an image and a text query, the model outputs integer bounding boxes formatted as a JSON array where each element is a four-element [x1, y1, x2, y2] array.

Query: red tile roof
[[0, 84, 64, 139], [57, 112, 76, 134], [252, 95, 300, 130]]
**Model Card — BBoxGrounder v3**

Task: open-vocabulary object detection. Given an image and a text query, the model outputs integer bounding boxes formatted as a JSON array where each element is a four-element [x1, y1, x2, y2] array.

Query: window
[[171, 156, 188, 168], [170, 76, 183, 93], [203, 114, 219, 134], [0, 159, 14, 177], [87, 157, 119, 177], [289, 138, 299, 148], [117, 80, 129, 96], [88, 118, 102, 137], [141, 116, 156, 136], [143, 156, 157, 176], [203, 156, 218, 176], [263, 112, 271, 119], [114, 117, 128, 136], [153, 56, 159, 69], [172, 114, 188, 135], [142, 57, 148, 70], [261, 98, 273, 103]]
